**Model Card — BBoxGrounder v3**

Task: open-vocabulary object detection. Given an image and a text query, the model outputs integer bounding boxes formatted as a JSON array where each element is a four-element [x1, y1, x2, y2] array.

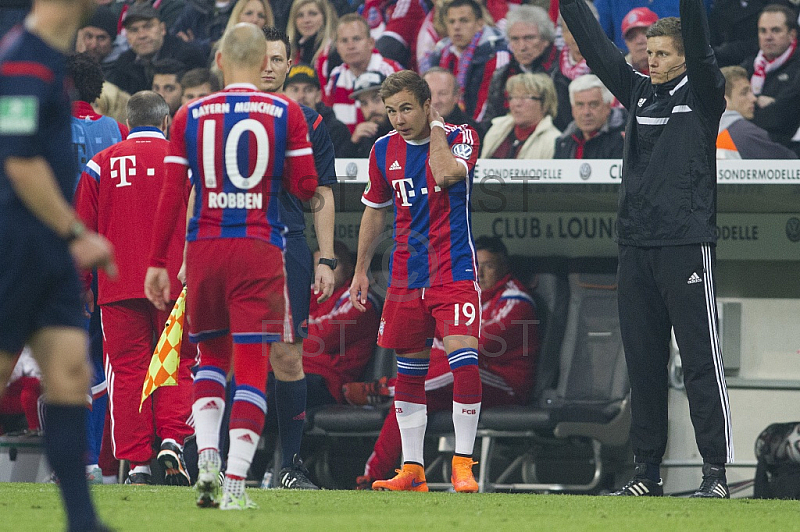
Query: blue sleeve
[[302, 104, 337, 187], [311, 117, 337, 187], [0, 73, 49, 160]]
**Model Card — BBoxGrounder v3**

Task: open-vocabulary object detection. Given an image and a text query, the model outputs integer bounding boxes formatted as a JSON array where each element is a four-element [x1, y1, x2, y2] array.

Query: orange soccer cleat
[[451, 456, 479, 493], [372, 463, 428, 492]]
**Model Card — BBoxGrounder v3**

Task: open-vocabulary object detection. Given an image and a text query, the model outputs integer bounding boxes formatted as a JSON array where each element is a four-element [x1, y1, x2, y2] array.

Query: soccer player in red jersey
[[145, 23, 317, 510], [349, 236, 540, 489], [74, 91, 195, 487], [349, 70, 483, 493]]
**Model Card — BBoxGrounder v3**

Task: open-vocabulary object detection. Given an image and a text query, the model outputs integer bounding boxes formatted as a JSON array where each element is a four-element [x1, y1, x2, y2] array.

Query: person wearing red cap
[[622, 7, 658, 73], [593, 0, 698, 50]]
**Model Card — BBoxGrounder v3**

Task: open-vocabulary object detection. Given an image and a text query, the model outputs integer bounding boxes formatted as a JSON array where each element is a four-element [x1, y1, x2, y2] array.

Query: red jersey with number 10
[[166, 84, 317, 250]]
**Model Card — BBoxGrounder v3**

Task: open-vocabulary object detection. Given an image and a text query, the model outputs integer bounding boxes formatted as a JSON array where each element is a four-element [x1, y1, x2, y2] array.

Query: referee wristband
[[429, 120, 445, 131]]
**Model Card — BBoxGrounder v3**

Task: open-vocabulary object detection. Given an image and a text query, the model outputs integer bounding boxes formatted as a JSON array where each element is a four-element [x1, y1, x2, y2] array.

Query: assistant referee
[[560, 0, 734, 498]]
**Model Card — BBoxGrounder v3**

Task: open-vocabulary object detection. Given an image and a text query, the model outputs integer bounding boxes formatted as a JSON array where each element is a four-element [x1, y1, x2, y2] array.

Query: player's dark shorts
[[284, 234, 312, 340], [378, 280, 482, 353], [0, 221, 84, 353]]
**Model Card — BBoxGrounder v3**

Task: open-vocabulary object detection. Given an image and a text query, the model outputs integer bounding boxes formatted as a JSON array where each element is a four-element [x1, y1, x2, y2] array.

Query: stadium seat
[[305, 346, 396, 436], [476, 262, 631, 493], [304, 345, 396, 488]]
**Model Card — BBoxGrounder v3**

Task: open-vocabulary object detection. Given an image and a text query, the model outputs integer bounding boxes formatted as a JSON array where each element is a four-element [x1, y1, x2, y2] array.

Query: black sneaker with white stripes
[[609, 464, 663, 496], [278, 454, 320, 490], [690, 463, 729, 498]]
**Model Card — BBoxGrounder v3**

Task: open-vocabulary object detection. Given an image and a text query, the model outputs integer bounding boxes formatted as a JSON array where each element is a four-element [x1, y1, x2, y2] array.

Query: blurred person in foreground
[[0, 0, 116, 529]]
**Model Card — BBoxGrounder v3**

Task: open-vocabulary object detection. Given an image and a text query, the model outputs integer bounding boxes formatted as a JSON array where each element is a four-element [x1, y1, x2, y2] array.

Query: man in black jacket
[[106, 3, 206, 95], [561, 0, 734, 498], [554, 74, 625, 159], [742, 4, 800, 148]]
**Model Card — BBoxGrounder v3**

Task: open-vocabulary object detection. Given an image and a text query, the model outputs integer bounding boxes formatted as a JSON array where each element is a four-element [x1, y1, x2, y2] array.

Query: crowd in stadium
[[1, 0, 799, 503], [2, 0, 798, 159]]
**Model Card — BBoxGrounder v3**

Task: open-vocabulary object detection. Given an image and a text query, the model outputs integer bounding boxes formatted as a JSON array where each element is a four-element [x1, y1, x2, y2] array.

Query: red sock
[[451, 364, 482, 404]]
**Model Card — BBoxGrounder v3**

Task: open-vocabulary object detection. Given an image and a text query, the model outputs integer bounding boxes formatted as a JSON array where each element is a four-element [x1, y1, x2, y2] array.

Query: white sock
[[130, 464, 151, 475], [198, 448, 221, 471], [192, 397, 225, 453], [227, 428, 259, 478], [453, 401, 481, 456], [395, 400, 427, 465], [102, 475, 118, 484], [223, 474, 246, 498]]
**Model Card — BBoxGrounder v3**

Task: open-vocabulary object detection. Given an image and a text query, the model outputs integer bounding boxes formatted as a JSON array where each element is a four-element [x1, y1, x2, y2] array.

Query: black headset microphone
[[665, 62, 687, 75]]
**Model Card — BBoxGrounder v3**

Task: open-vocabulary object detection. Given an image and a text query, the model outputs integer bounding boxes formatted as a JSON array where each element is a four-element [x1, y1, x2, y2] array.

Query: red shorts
[[186, 238, 291, 344], [378, 280, 481, 352]]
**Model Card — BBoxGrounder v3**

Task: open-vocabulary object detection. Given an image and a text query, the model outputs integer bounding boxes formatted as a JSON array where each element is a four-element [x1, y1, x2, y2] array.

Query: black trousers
[[617, 243, 733, 465]]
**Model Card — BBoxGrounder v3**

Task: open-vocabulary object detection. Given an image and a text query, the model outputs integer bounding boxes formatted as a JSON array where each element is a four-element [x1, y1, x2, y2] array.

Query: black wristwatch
[[318, 257, 338, 270]]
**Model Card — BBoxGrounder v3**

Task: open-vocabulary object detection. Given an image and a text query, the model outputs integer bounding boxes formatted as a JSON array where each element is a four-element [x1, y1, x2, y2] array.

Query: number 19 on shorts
[[454, 303, 476, 326]]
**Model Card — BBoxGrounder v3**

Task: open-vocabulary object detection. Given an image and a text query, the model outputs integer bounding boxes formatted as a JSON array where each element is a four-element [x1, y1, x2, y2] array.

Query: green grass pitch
[[2, 483, 796, 531]]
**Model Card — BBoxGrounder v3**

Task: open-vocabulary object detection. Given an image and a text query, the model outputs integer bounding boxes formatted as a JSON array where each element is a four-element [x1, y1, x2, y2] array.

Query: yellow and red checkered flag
[[140, 286, 187, 412]]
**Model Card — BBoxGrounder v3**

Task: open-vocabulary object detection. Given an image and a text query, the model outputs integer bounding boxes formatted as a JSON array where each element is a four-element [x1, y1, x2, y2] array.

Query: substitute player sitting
[[349, 70, 483, 493], [145, 23, 317, 510]]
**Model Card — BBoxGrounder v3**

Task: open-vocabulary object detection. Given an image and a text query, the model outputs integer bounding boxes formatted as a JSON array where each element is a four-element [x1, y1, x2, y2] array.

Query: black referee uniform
[[561, 0, 734, 473]]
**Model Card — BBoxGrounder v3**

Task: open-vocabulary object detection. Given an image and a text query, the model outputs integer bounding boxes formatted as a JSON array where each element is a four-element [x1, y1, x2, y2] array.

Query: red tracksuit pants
[[102, 298, 195, 466]]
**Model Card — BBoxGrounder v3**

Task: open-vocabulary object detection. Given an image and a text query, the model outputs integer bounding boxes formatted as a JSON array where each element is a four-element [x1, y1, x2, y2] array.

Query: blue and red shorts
[[186, 238, 291, 345], [377, 280, 481, 353]]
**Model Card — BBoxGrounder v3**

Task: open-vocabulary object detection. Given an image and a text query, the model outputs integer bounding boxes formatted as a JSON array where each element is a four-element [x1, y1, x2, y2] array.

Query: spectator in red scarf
[[481, 72, 561, 159], [322, 13, 402, 133], [554, 74, 626, 159], [425, 0, 510, 122], [553, 0, 598, 130], [743, 3, 800, 149], [481, 5, 558, 128]]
